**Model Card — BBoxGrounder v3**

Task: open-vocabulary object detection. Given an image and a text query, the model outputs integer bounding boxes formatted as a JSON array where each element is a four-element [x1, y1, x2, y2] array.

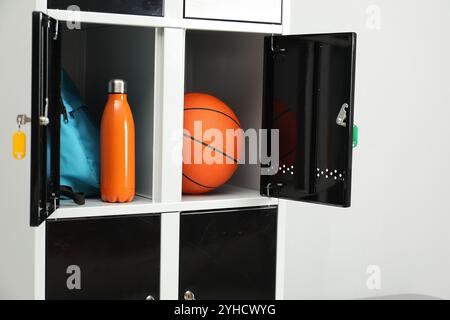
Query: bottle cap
[[108, 79, 127, 94]]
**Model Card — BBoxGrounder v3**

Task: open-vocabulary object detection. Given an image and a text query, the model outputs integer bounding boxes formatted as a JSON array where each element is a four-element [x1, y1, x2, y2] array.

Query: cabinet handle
[[184, 290, 196, 300], [336, 103, 348, 127], [145, 295, 155, 300]]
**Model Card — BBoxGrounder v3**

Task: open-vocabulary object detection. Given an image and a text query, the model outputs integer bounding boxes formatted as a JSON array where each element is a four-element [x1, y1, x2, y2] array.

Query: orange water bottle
[[101, 79, 135, 202]]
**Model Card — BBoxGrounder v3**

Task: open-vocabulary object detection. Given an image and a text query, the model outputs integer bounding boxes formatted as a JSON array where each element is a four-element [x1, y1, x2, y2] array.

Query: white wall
[[283, 0, 450, 299], [0, 0, 39, 299]]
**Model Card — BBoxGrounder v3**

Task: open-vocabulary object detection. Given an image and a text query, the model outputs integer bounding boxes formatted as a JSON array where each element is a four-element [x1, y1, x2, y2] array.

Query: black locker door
[[179, 207, 277, 300], [261, 33, 357, 207], [46, 214, 161, 300], [47, 0, 164, 17], [30, 12, 61, 226]]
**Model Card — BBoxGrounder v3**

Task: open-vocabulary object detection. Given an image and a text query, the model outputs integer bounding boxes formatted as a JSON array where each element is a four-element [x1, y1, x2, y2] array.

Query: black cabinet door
[[261, 33, 356, 207], [30, 12, 61, 226], [47, 0, 164, 17], [46, 214, 160, 300], [179, 207, 277, 300]]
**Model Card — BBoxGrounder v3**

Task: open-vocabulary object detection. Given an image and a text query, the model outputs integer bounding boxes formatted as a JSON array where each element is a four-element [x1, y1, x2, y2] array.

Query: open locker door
[[261, 33, 356, 207], [30, 12, 61, 226]]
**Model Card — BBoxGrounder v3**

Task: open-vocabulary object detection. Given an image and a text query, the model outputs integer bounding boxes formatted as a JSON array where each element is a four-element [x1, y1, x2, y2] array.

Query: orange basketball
[[273, 100, 297, 167], [183, 93, 241, 194]]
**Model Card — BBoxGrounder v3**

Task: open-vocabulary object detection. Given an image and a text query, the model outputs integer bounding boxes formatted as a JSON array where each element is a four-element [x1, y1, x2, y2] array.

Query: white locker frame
[[0, 0, 293, 300]]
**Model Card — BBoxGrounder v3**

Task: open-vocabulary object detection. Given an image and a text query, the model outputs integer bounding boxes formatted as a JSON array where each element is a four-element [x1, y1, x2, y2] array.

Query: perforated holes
[[316, 168, 345, 181]]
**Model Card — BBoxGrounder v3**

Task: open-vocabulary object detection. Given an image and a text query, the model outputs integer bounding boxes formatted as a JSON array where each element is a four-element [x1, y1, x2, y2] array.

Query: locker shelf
[[181, 185, 278, 211], [54, 195, 155, 219], [51, 185, 277, 220]]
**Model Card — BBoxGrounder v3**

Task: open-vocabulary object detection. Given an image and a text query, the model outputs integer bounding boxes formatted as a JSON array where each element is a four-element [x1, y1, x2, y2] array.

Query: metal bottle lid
[[108, 79, 127, 94]]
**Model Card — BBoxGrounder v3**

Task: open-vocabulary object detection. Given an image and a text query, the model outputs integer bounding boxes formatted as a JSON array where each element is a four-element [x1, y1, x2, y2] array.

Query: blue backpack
[[59, 70, 100, 201]]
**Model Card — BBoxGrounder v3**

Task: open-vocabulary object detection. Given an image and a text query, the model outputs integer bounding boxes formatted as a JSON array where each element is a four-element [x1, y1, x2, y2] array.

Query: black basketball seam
[[182, 173, 215, 189], [280, 148, 296, 160], [184, 134, 238, 164], [273, 108, 290, 122], [184, 107, 241, 127]]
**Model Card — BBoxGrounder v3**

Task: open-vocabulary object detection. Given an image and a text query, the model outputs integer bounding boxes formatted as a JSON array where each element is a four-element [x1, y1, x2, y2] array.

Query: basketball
[[183, 93, 242, 194], [273, 100, 297, 168]]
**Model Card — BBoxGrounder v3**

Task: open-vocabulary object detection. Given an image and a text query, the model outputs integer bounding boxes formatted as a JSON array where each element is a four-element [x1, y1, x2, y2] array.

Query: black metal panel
[[47, 0, 164, 17], [261, 33, 356, 207], [179, 207, 277, 300], [30, 12, 61, 227], [46, 214, 161, 300]]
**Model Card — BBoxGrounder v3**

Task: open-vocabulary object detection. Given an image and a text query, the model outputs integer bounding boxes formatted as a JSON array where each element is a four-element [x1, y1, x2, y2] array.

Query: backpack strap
[[60, 185, 85, 205]]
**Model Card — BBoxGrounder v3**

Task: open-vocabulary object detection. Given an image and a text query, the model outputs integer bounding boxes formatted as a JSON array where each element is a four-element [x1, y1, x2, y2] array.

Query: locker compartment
[[184, 30, 356, 207], [47, 0, 164, 17], [179, 206, 277, 300], [46, 214, 161, 300], [60, 22, 155, 204], [185, 31, 266, 194], [31, 13, 156, 225], [184, 0, 282, 24]]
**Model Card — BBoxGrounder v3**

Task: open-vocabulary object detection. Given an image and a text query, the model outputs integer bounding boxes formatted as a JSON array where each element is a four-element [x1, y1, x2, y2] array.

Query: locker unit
[[179, 207, 277, 300], [0, 0, 356, 300], [46, 214, 161, 300]]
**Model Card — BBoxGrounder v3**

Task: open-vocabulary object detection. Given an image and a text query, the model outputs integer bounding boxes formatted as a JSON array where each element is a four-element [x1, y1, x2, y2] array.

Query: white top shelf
[[47, 9, 283, 34], [51, 185, 278, 220]]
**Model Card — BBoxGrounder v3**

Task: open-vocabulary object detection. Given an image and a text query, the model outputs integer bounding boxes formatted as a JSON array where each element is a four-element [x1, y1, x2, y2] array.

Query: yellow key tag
[[13, 130, 26, 160]]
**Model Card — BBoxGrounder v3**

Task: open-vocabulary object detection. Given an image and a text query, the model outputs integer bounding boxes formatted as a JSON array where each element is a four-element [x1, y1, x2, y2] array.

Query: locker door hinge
[[52, 193, 58, 212], [270, 34, 287, 55], [264, 182, 284, 197], [45, 16, 59, 40], [53, 19, 60, 40], [46, 192, 59, 217], [40, 97, 50, 126]]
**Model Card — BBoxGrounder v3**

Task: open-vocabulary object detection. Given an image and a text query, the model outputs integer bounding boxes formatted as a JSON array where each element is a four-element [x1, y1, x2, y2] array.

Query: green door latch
[[353, 124, 358, 148]]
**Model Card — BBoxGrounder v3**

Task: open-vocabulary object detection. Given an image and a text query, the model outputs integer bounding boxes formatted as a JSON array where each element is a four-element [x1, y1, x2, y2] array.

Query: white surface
[[0, 0, 38, 299], [47, 9, 283, 34], [34, 224, 45, 300], [282, 0, 450, 300], [53, 195, 155, 218], [164, 0, 184, 19], [35, 0, 46, 11], [50, 185, 277, 219], [152, 28, 185, 203], [181, 185, 278, 210], [281, 0, 291, 35], [275, 200, 287, 300], [184, 0, 282, 24], [159, 212, 180, 300]]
